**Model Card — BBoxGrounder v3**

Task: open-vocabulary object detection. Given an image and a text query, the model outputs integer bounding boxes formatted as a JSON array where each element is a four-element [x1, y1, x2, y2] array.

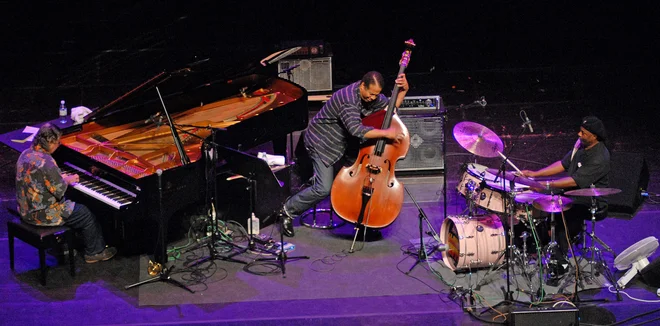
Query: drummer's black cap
[[581, 116, 607, 141]]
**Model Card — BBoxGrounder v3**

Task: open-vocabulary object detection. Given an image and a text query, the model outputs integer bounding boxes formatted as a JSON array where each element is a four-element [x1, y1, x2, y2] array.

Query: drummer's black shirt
[[561, 141, 610, 209]]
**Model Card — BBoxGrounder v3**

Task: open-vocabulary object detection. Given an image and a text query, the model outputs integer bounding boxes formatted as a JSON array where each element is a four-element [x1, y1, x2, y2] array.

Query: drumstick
[[497, 151, 523, 174]]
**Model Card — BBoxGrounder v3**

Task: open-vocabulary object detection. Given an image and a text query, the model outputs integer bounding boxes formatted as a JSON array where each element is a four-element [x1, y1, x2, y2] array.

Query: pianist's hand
[[62, 173, 79, 185]]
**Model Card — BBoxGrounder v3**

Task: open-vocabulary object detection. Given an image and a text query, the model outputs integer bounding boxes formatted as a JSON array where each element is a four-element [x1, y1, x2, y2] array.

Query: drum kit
[[442, 121, 621, 295]]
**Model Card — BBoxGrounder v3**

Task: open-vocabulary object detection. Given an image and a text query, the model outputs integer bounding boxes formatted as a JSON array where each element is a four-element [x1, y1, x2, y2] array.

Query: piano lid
[[84, 47, 303, 125], [58, 72, 307, 179]]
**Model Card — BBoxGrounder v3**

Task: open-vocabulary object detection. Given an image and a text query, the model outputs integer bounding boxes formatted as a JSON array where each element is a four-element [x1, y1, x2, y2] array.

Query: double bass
[[330, 39, 414, 248]]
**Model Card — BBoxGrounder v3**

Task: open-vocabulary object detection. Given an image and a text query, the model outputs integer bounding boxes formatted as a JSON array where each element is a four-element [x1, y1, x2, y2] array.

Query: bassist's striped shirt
[[304, 81, 388, 167]]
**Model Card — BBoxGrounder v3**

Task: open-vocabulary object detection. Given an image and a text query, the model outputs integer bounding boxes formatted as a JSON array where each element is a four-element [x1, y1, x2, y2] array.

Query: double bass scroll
[[330, 39, 415, 230]]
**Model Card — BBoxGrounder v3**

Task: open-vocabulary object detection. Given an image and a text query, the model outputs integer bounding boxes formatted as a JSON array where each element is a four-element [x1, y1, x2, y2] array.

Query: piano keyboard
[[61, 162, 137, 210]]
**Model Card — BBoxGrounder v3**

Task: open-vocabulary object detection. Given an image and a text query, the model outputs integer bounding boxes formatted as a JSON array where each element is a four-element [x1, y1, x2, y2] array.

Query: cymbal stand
[[571, 196, 621, 300], [404, 186, 446, 274], [542, 194, 567, 288]]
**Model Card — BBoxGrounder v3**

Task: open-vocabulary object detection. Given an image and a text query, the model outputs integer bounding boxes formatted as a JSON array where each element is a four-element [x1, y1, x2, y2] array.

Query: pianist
[[15, 123, 117, 263]]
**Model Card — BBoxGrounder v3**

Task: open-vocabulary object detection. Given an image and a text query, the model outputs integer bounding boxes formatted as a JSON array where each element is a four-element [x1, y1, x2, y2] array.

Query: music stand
[[220, 146, 309, 277]]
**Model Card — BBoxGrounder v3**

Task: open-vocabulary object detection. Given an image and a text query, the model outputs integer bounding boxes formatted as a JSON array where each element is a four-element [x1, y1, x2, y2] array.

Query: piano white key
[[71, 183, 125, 210], [61, 162, 137, 210]]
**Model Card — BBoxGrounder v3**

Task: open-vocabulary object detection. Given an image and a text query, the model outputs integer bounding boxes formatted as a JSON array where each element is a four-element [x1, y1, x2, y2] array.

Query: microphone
[[524, 117, 534, 133], [520, 110, 534, 133], [475, 96, 487, 107], [279, 64, 300, 74], [145, 112, 163, 126]]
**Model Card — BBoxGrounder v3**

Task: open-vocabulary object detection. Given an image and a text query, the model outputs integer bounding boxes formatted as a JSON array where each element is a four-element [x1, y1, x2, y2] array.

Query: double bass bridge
[[365, 163, 382, 175]]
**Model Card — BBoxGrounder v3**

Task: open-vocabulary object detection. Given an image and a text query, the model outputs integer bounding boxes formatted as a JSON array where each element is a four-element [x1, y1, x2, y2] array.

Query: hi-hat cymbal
[[515, 191, 547, 205], [532, 195, 573, 213], [564, 188, 622, 197], [485, 168, 546, 190], [453, 121, 504, 158]]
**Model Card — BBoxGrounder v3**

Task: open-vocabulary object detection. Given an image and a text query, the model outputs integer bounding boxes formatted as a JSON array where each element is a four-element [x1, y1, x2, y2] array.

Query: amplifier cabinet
[[278, 57, 332, 92], [397, 115, 444, 172]]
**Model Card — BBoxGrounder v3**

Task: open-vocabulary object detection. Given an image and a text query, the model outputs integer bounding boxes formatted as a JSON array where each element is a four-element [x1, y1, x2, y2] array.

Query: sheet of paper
[[22, 126, 39, 141]]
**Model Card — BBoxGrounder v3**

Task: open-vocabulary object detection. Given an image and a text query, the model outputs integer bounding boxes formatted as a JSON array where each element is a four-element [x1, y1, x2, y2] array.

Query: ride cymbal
[[532, 195, 573, 213], [453, 121, 503, 158], [564, 188, 622, 197]]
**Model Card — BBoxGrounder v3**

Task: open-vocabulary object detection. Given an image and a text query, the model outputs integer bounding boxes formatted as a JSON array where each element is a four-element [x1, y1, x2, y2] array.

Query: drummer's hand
[[519, 170, 536, 178]]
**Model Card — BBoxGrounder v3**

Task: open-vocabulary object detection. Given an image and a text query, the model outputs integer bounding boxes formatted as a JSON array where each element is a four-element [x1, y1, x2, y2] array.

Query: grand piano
[[50, 65, 308, 265]]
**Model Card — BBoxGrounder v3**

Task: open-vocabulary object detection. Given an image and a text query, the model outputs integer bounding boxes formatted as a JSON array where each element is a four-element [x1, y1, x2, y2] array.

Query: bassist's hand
[[395, 74, 409, 92], [385, 127, 405, 143]]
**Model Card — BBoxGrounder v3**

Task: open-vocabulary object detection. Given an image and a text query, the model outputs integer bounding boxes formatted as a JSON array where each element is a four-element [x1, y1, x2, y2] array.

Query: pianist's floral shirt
[[15, 146, 75, 226]]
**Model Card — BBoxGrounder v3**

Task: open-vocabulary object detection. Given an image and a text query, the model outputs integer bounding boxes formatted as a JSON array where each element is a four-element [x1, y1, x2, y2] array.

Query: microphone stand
[[125, 169, 194, 293], [125, 86, 195, 293], [405, 186, 446, 274], [175, 127, 249, 268], [492, 123, 528, 305]]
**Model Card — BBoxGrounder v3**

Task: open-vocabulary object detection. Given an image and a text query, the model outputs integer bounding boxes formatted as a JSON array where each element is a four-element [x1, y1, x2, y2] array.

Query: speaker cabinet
[[608, 152, 649, 217], [641, 257, 660, 287], [278, 57, 332, 92], [396, 115, 444, 172], [510, 307, 579, 325]]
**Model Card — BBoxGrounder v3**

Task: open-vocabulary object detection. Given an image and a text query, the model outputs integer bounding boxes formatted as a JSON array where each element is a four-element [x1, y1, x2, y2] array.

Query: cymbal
[[532, 195, 573, 213], [453, 121, 503, 158], [514, 191, 547, 205], [564, 188, 622, 197], [485, 168, 545, 190]]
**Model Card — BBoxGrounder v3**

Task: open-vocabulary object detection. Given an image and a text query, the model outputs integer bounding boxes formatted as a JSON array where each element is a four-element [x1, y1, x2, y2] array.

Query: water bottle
[[248, 213, 260, 236], [59, 100, 68, 124]]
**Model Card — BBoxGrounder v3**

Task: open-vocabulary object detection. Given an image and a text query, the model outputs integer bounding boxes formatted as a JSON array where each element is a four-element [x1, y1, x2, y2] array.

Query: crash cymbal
[[485, 168, 546, 190], [453, 121, 504, 158], [532, 195, 573, 213], [564, 188, 622, 197]]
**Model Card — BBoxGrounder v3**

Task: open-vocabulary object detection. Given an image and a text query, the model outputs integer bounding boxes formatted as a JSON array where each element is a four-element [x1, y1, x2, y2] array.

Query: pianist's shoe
[[278, 206, 295, 238], [85, 246, 118, 264]]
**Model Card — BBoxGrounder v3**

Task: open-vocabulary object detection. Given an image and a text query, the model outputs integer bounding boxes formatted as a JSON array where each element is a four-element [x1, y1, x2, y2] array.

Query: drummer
[[520, 116, 610, 278]]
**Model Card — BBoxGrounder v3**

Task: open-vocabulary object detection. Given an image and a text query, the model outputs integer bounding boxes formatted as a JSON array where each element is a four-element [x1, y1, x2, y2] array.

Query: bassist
[[277, 71, 409, 237]]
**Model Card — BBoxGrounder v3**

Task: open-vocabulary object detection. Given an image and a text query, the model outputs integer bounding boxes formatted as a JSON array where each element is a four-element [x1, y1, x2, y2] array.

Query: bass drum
[[440, 214, 506, 271]]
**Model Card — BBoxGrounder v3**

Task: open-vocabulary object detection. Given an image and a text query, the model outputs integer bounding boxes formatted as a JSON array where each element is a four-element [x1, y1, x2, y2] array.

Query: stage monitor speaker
[[396, 115, 444, 173], [277, 57, 332, 92], [608, 152, 649, 218], [510, 307, 579, 325], [641, 257, 660, 287]]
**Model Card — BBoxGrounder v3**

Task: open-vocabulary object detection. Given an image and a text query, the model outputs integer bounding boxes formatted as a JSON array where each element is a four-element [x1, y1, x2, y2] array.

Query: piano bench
[[7, 216, 76, 286]]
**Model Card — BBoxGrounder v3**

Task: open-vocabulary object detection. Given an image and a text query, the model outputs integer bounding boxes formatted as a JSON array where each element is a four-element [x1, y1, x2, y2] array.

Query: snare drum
[[456, 163, 528, 213], [440, 214, 506, 271], [513, 191, 547, 225]]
